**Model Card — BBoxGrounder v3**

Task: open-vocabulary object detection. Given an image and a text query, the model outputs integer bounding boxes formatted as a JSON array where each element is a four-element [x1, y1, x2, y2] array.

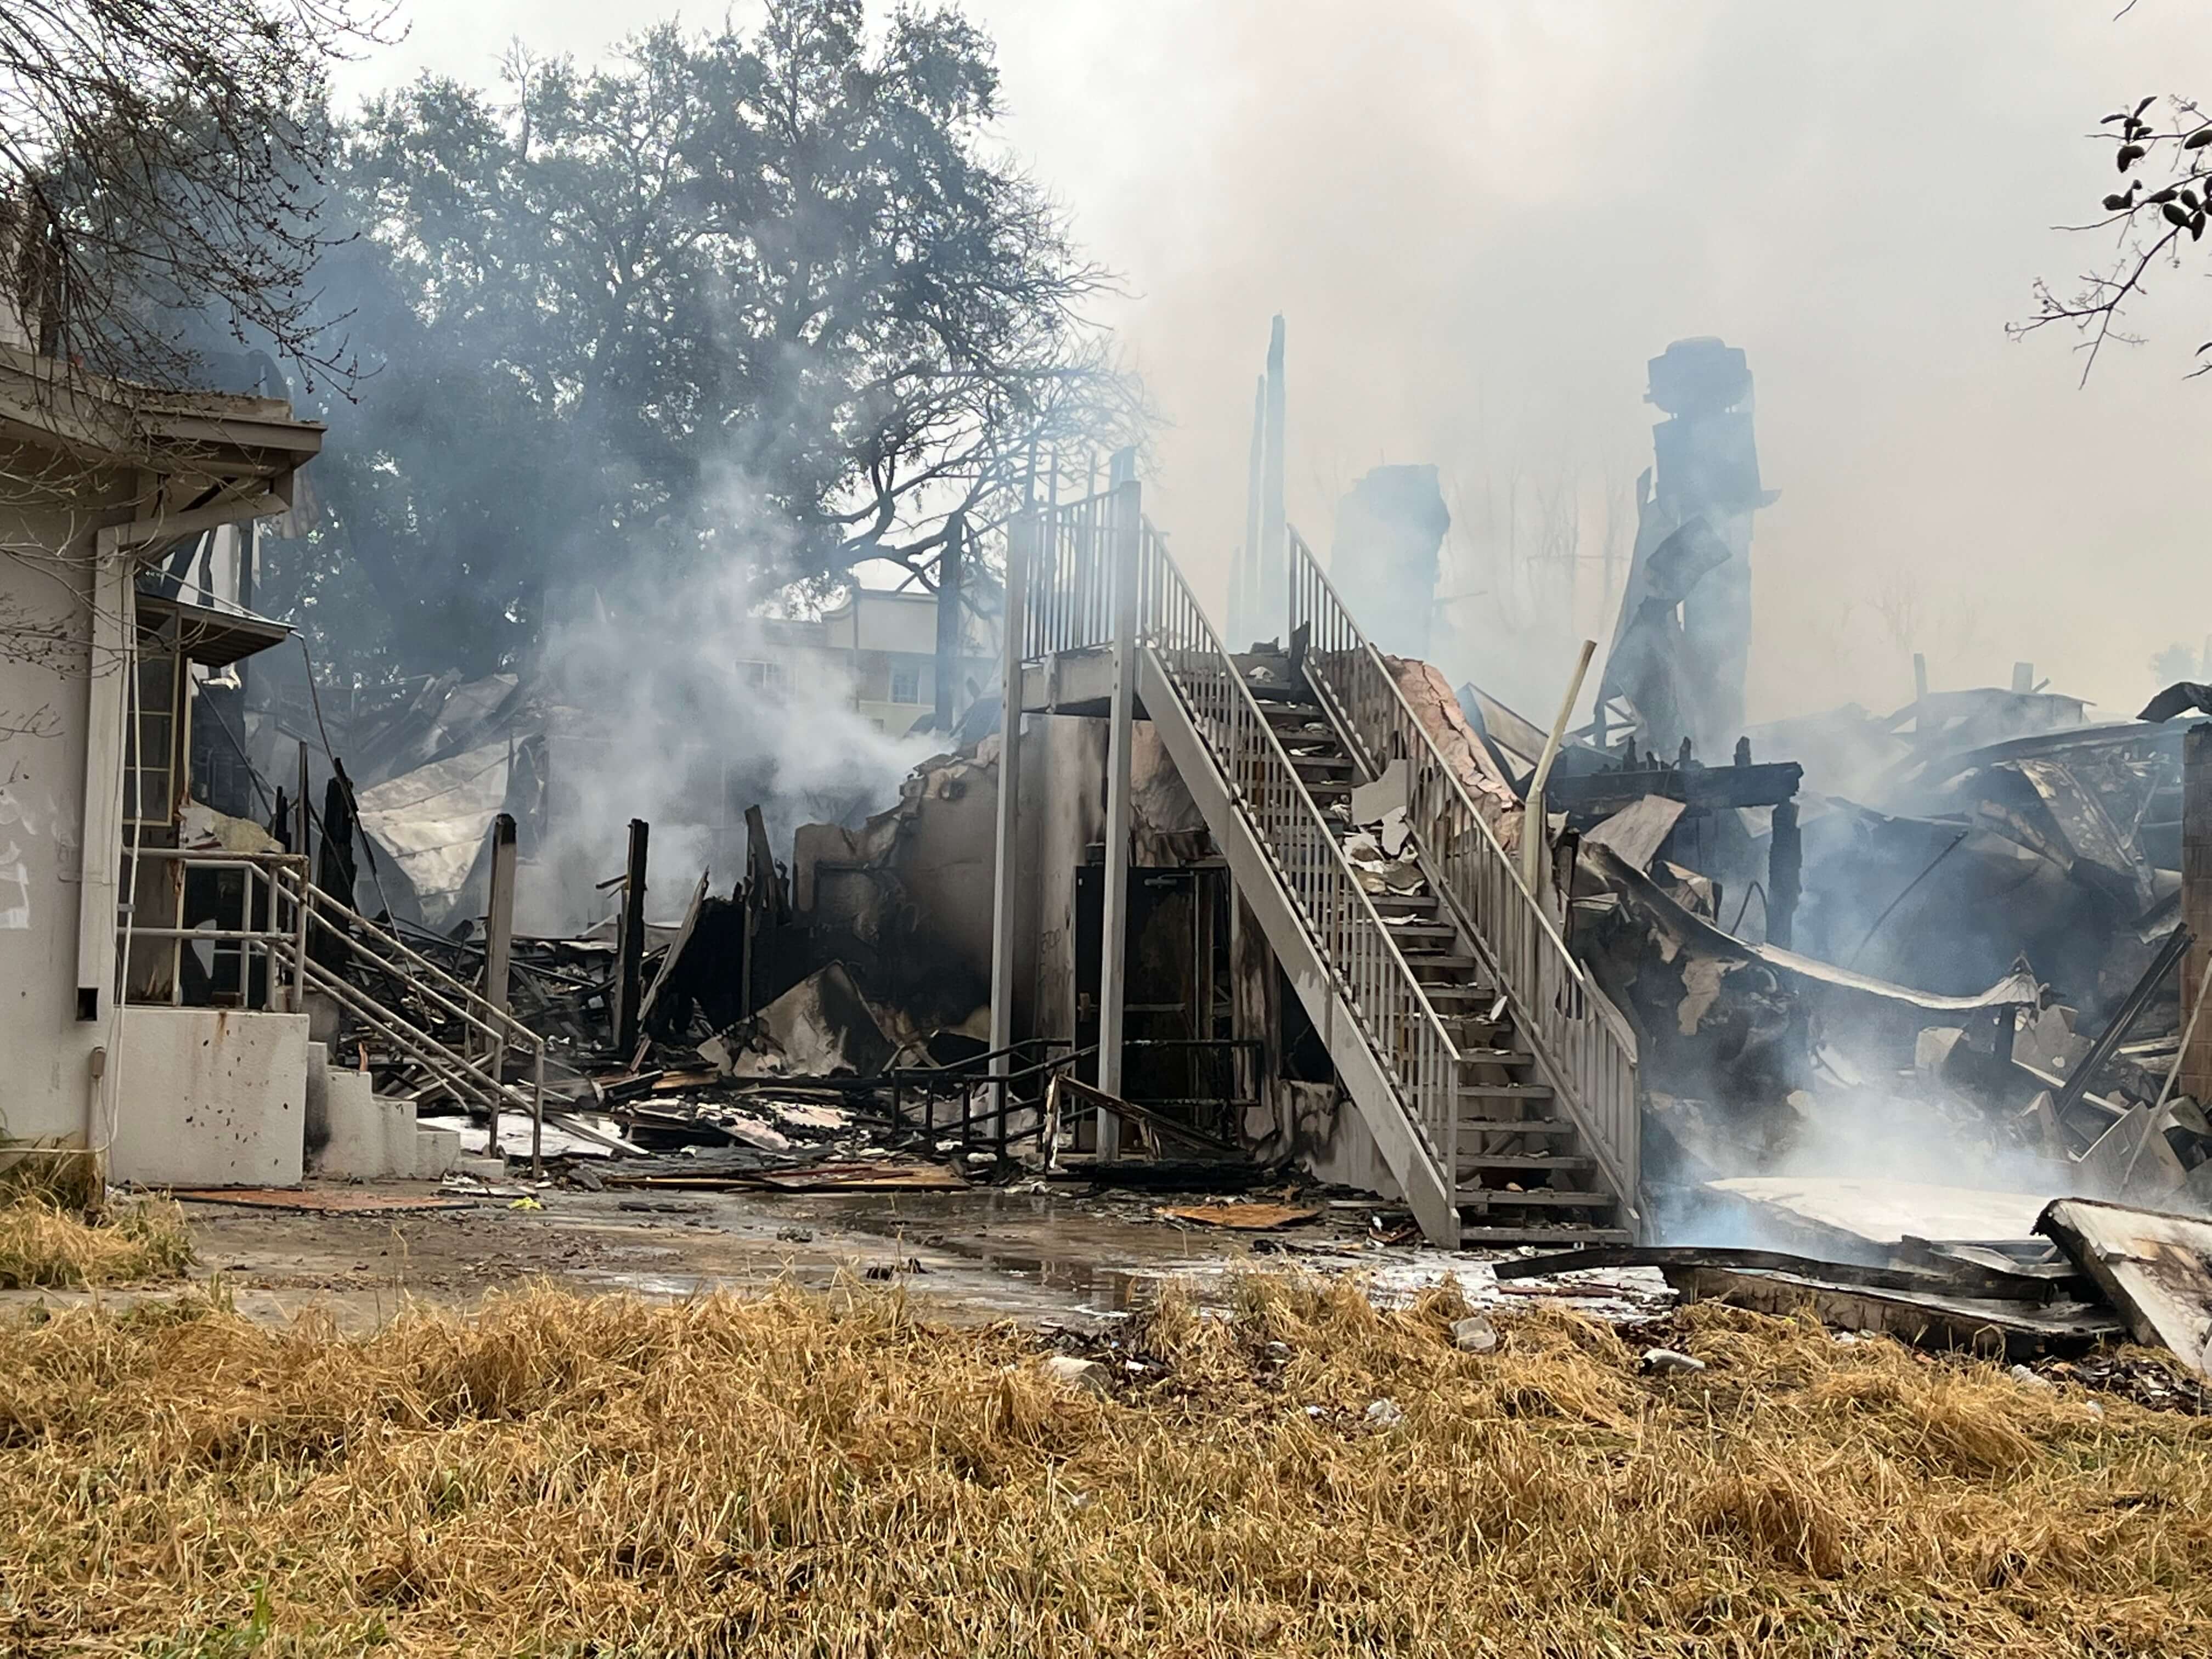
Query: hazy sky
[[338, 3, 2212, 721]]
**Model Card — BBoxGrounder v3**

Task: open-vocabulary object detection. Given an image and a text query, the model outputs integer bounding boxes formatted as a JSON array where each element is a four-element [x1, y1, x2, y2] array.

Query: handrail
[[1287, 529, 1640, 1211], [125, 847, 548, 1171], [1130, 521, 1462, 1195], [122, 847, 305, 1012]]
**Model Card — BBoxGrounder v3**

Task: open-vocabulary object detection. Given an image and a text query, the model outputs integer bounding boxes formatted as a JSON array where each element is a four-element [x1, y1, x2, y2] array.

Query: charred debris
[[246, 328, 2212, 1383]]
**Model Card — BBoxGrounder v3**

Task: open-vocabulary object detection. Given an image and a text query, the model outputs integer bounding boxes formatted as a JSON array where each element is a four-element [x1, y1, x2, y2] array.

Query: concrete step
[[416, 1125, 461, 1179], [1457, 1224, 1635, 1246]]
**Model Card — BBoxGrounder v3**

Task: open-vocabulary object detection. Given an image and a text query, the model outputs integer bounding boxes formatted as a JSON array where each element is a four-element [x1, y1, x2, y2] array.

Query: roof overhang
[[0, 342, 324, 559], [136, 589, 291, 668]]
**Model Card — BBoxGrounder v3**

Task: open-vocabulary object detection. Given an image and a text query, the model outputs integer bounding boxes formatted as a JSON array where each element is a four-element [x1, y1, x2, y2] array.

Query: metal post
[[294, 740, 310, 865], [531, 1043, 545, 1180], [1097, 478, 1141, 1158], [484, 812, 517, 1074], [289, 859, 309, 1013], [989, 511, 1032, 1126], [615, 819, 650, 1056]]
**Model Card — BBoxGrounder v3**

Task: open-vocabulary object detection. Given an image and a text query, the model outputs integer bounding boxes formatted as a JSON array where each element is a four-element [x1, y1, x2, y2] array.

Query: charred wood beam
[[1550, 758, 1802, 817], [614, 818, 650, 1056]]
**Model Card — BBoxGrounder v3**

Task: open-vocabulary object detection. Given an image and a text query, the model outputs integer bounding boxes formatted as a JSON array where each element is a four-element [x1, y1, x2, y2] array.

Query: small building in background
[[752, 585, 996, 738]]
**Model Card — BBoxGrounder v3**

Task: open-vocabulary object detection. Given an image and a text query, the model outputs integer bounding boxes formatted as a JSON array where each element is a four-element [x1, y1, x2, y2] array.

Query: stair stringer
[[1138, 650, 1460, 1245]]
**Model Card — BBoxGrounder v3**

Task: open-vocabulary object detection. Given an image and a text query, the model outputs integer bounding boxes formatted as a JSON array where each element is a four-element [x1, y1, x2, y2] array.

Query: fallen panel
[[419, 1112, 628, 1160], [1708, 1176, 2058, 1255], [2039, 1198, 2212, 1378], [1582, 795, 1688, 873], [1495, 1242, 2067, 1300], [1666, 1263, 2122, 1358], [703, 962, 895, 1079]]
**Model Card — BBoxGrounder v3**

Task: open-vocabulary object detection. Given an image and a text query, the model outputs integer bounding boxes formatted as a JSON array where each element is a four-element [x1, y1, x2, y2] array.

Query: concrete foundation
[[110, 1008, 309, 1188]]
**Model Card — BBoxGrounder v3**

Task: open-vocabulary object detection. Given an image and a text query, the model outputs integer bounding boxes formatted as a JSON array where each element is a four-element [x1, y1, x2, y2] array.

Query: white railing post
[[989, 509, 1032, 1129], [1096, 479, 1142, 1157]]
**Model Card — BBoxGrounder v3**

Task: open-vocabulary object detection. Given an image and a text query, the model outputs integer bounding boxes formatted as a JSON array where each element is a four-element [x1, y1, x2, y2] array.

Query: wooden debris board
[[2039, 1198, 2212, 1378], [1158, 1203, 1323, 1231], [168, 1188, 478, 1214]]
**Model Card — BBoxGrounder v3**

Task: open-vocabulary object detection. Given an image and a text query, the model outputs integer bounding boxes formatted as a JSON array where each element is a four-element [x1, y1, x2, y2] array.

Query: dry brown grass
[[2, 1273, 2209, 1656], [0, 1193, 194, 1289]]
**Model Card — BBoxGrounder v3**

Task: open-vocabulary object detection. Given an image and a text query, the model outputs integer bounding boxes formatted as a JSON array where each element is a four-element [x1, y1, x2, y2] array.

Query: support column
[[1096, 478, 1141, 1157], [1767, 799, 1802, 949], [2182, 724, 2212, 1109], [614, 818, 650, 1057], [76, 538, 133, 1024], [989, 512, 1032, 1113]]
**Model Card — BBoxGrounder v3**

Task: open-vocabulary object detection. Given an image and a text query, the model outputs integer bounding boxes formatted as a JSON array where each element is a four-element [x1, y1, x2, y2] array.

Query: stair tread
[[1458, 1119, 1577, 1135], [1455, 1153, 1594, 1170], [1457, 1187, 1616, 1207], [1455, 1049, 1535, 1066], [1458, 1082, 1554, 1098]]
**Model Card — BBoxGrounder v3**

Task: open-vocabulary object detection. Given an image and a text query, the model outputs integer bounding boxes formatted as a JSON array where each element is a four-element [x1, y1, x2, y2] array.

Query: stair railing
[[272, 861, 549, 1170], [1288, 529, 1639, 1210], [1125, 519, 1462, 1194]]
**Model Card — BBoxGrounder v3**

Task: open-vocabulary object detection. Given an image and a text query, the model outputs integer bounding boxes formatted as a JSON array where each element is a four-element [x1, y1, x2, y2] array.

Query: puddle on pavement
[[565, 1189, 1677, 1326]]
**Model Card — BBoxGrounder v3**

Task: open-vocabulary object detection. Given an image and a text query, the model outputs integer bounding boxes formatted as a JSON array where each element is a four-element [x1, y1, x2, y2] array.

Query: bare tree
[[1869, 568, 1923, 658], [2016, 92, 2212, 382], [1, 0, 397, 392]]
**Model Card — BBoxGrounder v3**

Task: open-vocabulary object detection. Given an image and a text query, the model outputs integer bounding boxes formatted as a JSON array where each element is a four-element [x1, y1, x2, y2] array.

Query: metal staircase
[[1024, 488, 1639, 1247]]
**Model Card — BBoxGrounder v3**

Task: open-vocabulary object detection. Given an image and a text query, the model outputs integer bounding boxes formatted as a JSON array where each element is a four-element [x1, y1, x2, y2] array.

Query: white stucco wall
[[0, 493, 101, 1147], [109, 1007, 308, 1187]]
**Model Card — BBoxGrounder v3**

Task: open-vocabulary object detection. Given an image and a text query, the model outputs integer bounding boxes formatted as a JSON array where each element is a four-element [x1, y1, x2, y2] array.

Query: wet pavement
[[0, 1180, 1675, 1333]]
